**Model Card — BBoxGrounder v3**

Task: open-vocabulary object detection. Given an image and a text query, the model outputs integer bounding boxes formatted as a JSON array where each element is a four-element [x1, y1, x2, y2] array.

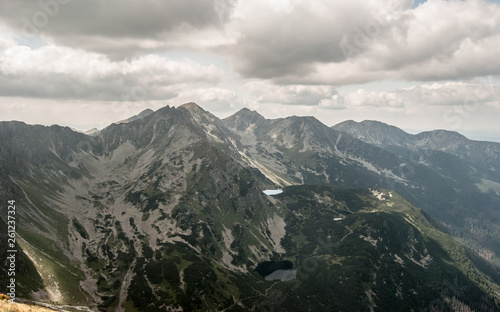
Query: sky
[[0, 0, 500, 142]]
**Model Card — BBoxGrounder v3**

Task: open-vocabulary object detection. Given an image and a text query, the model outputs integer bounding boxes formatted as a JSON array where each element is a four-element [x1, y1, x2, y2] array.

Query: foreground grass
[[0, 300, 57, 312]]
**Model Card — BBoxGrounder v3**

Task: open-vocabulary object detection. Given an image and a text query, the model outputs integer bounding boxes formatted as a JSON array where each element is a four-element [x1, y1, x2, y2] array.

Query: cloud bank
[[0, 0, 499, 137]]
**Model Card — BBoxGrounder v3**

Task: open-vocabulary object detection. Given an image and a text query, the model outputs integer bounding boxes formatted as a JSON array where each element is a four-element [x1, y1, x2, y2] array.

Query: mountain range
[[1, 103, 500, 311]]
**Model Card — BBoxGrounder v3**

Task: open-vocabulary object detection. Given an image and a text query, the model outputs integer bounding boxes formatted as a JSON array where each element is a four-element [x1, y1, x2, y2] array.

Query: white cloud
[[242, 81, 337, 106], [320, 90, 405, 110], [0, 24, 16, 52], [319, 79, 500, 109], [0, 97, 144, 131], [170, 87, 240, 114], [0, 41, 224, 101]]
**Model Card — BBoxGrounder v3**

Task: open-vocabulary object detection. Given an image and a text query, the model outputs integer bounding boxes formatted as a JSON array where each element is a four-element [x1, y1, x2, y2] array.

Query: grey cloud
[[0, 71, 176, 101], [242, 81, 338, 106], [229, 1, 378, 79], [361, 1, 500, 80], [226, 0, 500, 84], [0, 0, 236, 58], [3, 0, 500, 86]]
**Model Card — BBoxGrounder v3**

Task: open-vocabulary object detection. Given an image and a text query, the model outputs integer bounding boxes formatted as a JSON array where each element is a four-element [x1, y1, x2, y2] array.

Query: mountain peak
[[84, 128, 100, 136], [333, 119, 413, 147], [177, 102, 212, 121], [232, 107, 265, 120], [418, 129, 468, 140], [177, 102, 216, 123], [223, 107, 265, 132], [178, 102, 203, 111], [137, 108, 154, 118]]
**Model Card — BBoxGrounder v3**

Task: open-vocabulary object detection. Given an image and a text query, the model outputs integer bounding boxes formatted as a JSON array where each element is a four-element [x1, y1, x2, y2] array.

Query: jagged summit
[[178, 101, 206, 113]]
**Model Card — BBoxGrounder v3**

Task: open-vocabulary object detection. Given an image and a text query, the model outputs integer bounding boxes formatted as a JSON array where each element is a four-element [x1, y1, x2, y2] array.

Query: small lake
[[256, 260, 294, 281]]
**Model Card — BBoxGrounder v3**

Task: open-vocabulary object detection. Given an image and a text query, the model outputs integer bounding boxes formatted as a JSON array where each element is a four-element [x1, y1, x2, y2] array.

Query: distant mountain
[[333, 119, 500, 267], [333, 120, 500, 177], [223, 110, 499, 239], [223, 107, 265, 132], [79, 109, 155, 136], [1, 103, 500, 311], [84, 128, 100, 136], [115, 108, 154, 124], [223, 109, 405, 187], [333, 120, 415, 147]]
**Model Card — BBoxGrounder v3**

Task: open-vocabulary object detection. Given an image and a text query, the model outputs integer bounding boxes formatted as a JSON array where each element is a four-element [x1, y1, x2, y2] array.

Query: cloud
[[399, 79, 500, 106], [170, 87, 240, 114], [242, 81, 337, 106], [319, 79, 500, 111], [243, 78, 500, 115], [0, 24, 16, 51], [229, 78, 500, 115], [224, 0, 500, 84], [3, 0, 500, 84], [317, 89, 406, 112], [0, 42, 224, 101], [227, 0, 389, 79], [0, 0, 237, 58]]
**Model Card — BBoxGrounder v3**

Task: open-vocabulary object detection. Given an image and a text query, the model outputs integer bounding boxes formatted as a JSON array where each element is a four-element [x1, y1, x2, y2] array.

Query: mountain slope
[[333, 119, 500, 269], [269, 186, 500, 312], [0, 105, 284, 310], [223, 110, 493, 247], [115, 108, 154, 124], [1, 103, 499, 311], [223, 109, 408, 188]]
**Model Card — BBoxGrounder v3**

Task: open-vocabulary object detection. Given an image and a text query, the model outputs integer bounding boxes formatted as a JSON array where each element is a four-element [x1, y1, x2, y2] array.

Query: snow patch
[[263, 189, 283, 196], [370, 189, 385, 201]]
